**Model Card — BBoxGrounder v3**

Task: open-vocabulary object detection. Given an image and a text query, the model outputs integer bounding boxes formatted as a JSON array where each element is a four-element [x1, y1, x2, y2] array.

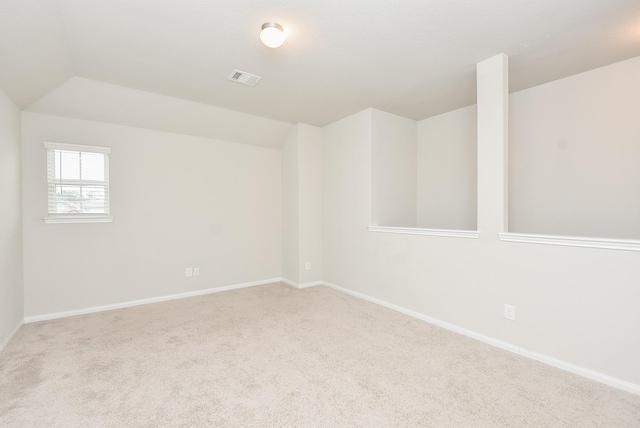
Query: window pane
[[80, 186, 107, 213], [46, 145, 110, 219], [54, 185, 83, 213], [54, 151, 61, 179], [81, 152, 105, 181], [59, 150, 80, 180], [52, 185, 108, 214]]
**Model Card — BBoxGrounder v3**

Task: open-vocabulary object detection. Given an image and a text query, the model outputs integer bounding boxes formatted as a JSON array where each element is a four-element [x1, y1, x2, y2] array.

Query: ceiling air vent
[[227, 69, 262, 87]]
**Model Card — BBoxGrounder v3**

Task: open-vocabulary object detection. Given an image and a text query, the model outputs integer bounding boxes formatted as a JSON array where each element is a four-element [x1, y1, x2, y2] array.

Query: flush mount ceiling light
[[260, 22, 285, 48]]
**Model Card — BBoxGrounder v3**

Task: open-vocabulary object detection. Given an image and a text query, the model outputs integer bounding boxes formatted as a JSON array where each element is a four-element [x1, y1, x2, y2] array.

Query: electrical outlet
[[193, 268, 199, 276], [504, 304, 515, 321], [305, 262, 311, 270], [186, 268, 193, 277]]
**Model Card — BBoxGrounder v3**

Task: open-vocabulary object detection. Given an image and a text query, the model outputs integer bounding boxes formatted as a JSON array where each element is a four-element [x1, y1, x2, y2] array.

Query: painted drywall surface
[[281, 125, 299, 284], [322, 109, 640, 385], [509, 55, 640, 239], [22, 112, 282, 317], [0, 88, 23, 345], [477, 54, 509, 234], [416, 55, 640, 238], [371, 109, 417, 227], [298, 124, 322, 284], [322, 109, 372, 288], [417, 105, 477, 230], [26, 77, 294, 150]]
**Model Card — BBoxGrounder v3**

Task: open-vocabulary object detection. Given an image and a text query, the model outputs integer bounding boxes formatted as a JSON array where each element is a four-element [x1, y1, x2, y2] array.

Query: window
[[44, 142, 112, 224]]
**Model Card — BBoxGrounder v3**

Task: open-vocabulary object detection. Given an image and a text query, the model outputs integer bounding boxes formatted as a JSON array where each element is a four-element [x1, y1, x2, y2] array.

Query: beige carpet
[[1, 283, 639, 427]]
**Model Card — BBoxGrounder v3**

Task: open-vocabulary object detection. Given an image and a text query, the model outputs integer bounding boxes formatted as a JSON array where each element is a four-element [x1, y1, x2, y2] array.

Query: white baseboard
[[24, 277, 283, 324], [322, 281, 640, 396], [281, 278, 322, 289], [0, 319, 24, 354], [299, 281, 323, 289]]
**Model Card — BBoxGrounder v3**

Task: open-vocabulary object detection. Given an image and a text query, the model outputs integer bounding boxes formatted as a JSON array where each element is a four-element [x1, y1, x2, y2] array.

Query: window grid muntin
[[46, 146, 110, 217]]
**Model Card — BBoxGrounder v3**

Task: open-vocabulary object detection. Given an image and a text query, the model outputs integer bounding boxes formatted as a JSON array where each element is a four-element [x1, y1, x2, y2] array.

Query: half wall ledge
[[368, 226, 479, 239], [498, 232, 640, 252]]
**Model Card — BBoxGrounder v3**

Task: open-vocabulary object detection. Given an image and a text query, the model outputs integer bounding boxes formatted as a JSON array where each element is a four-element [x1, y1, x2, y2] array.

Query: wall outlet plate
[[186, 268, 193, 277], [305, 262, 311, 270], [193, 268, 199, 276], [504, 304, 515, 320]]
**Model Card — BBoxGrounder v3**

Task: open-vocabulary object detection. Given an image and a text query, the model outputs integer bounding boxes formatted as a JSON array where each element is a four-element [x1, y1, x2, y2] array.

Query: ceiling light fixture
[[260, 22, 285, 48]]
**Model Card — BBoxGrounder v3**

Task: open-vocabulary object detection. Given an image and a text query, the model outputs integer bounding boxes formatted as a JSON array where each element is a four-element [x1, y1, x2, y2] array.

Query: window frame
[[43, 142, 112, 224]]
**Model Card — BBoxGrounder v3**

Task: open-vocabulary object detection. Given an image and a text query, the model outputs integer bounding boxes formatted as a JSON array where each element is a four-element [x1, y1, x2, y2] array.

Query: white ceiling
[[26, 77, 293, 149], [1, 0, 640, 126]]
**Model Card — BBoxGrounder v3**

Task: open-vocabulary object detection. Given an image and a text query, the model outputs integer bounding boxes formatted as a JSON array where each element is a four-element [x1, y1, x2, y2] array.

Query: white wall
[[415, 55, 640, 238], [371, 109, 417, 227], [298, 124, 322, 285], [510, 55, 640, 239], [417, 105, 477, 230], [281, 126, 299, 283], [0, 88, 23, 347], [26, 77, 294, 150], [22, 112, 282, 317], [281, 123, 323, 286], [322, 106, 640, 387]]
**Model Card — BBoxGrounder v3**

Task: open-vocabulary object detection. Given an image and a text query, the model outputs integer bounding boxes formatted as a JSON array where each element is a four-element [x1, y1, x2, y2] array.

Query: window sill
[[498, 232, 640, 252], [44, 216, 113, 224], [368, 226, 479, 239]]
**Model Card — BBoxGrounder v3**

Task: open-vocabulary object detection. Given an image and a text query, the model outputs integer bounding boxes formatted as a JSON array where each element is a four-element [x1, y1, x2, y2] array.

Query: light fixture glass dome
[[260, 22, 285, 48]]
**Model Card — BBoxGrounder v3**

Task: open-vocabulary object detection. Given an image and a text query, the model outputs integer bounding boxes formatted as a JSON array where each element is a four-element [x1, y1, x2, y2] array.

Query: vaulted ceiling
[[1, 0, 639, 126]]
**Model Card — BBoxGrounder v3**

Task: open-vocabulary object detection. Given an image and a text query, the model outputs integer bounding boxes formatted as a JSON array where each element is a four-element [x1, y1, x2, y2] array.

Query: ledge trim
[[499, 232, 640, 252], [368, 225, 479, 239]]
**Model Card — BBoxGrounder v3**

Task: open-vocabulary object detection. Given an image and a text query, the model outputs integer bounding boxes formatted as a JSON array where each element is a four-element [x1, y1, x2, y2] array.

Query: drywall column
[[297, 124, 322, 285], [0, 88, 23, 350], [282, 124, 323, 287], [282, 126, 300, 284], [477, 53, 508, 235]]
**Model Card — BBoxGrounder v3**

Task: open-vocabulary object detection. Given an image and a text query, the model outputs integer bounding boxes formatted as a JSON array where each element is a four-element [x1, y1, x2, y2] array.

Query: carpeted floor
[[1, 283, 639, 427]]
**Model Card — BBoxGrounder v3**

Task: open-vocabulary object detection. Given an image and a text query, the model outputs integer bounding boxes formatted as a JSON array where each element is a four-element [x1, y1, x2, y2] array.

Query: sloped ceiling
[[0, 0, 74, 108], [26, 77, 293, 149], [1, 0, 640, 126]]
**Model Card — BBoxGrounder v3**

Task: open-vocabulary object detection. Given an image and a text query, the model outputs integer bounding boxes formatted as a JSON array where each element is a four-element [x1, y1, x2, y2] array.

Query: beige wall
[[371, 109, 417, 227], [415, 55, 640, 238], [7, 48, 640, 393], [0, 88, 23, 346], [417, 105, 477, 230], [322, 104, 640, 388], [297, 124, 322, 285], [282, 124, 323, 286], [281, 126, 299, 283], [22, 112, 282, 317], [509, 55, 640, 239]]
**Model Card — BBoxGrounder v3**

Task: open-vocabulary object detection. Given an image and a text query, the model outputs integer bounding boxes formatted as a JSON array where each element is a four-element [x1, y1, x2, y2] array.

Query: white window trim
[[43, 141, 112, 225], [44, 216, 113, 224], [43, 141, 111, 154]]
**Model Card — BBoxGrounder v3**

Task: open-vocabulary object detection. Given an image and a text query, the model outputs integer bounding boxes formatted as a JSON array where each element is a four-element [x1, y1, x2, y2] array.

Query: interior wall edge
[[281, 278, 323, 289], [24, 277, 283, 324], [321, 281, 640, 397], [0, 320, 24, 355]]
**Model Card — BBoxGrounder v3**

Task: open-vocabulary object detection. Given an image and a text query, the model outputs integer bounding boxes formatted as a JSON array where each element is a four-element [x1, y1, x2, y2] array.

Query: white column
[[281, 125, 300, 284], [282, 123, 323, 287], [477, 53, 509, 235], [297, 124, 323, 285]]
